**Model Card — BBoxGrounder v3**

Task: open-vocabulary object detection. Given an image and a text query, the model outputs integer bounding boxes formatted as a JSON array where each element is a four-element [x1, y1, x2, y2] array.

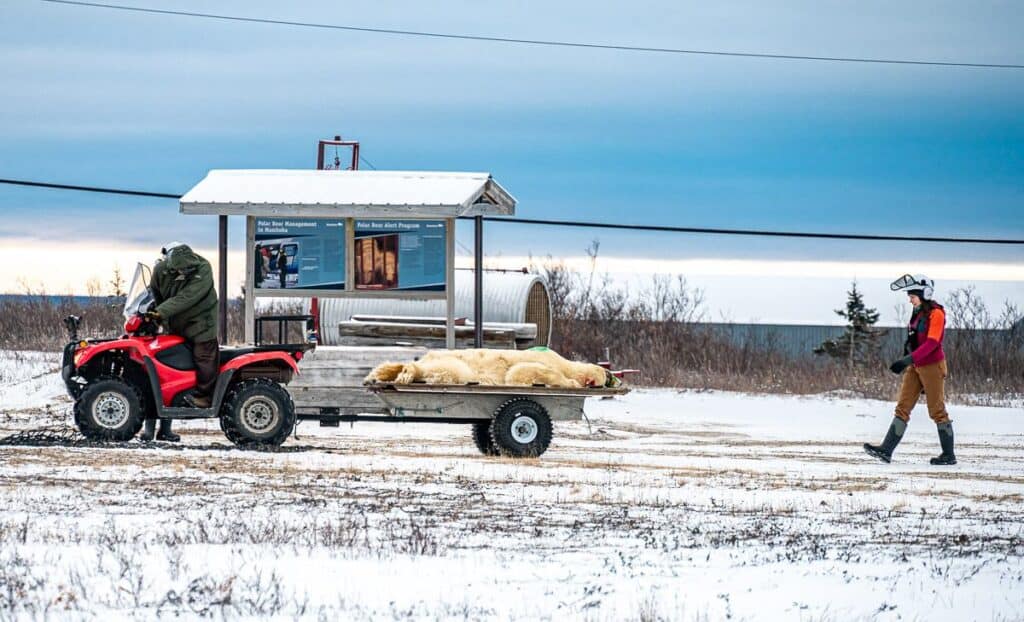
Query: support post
[[445, 218, 456, 349], [218, 215, 228, 343], [474, 215, 483, 348], [244, 216, 256, 344]]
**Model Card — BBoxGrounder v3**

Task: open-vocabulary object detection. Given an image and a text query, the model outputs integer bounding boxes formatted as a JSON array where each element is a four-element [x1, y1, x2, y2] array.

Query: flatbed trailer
[[297, 383, 630, 457]]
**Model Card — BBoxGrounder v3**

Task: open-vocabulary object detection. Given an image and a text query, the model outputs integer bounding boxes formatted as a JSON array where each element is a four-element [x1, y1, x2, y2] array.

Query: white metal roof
[[179, 169, 516, 218]]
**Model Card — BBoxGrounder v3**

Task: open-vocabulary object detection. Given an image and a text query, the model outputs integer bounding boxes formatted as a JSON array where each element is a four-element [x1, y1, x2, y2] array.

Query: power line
[[473, 216, 1024, 245], [3, 177, 1022, 245], [35, 0, 1024, 70], [0, 177, 179, 199]]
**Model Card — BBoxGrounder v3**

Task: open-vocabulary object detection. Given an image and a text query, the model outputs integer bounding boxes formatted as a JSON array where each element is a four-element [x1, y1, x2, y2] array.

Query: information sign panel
[[353, 220, 446, 292], [254, 218, 346, 290]]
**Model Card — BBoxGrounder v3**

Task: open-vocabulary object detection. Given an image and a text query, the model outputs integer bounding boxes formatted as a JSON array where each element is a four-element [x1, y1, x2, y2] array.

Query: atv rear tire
[[74, 377, 145, 441], [472, 421, 500, 456], [490, 398, 552, 458], [219, 378, 295, 447]]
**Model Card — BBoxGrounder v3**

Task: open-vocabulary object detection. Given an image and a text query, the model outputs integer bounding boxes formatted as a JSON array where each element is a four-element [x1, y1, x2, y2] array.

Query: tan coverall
[[894, 360, 950, 424]]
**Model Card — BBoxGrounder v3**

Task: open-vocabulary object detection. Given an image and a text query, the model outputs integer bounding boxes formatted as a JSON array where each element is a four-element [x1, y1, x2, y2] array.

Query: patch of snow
[[0, 350, 65, 413], [0, 357, 1021, 619]]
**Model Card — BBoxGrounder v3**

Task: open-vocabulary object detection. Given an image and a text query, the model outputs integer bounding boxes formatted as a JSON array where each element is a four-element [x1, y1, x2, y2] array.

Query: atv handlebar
[[63, 315, 81, 341]]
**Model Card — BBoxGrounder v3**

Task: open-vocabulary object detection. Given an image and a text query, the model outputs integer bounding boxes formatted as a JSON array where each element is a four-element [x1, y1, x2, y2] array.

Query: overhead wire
[[0, 177, 179, 199], [34, 0, 1024, 70], [2, 177, 1022, 245]]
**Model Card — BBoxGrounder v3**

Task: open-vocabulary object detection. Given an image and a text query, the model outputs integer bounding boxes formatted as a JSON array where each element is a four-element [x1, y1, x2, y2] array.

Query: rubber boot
[[930, 422, 956, 465], [139, 419, 156, 442], [863, 417, 906, 463], [156, 419, 180, 443]]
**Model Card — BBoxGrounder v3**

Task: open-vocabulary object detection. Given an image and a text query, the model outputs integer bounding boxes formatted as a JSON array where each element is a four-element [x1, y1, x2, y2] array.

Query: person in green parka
[[144, 242, 220, 440]]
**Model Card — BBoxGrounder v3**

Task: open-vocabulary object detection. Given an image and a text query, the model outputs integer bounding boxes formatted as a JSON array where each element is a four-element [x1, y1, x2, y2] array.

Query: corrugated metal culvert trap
[[525, 279, 551, 347], [317, 271, 552, 346]]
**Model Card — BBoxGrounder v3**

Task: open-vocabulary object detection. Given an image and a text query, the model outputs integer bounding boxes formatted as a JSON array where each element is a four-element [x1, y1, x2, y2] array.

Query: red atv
[[61, 264, 312, 446]]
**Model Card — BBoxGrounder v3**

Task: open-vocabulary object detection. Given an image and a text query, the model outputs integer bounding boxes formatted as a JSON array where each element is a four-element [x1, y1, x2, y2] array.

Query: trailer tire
[[490, 398, 552, 458], [74, 377, 145, 441], [219, 378, 295, 447], [472, 421, 500, 456]]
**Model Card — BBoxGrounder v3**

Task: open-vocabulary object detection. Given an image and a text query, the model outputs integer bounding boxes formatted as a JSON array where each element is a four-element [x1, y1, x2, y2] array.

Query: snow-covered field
[[0, 350, 1021, 620]]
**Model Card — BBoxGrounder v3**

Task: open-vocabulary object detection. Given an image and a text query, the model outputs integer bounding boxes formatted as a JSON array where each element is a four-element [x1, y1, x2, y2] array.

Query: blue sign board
[[254, 219, 346, 290], [353, 220, 446, 292]]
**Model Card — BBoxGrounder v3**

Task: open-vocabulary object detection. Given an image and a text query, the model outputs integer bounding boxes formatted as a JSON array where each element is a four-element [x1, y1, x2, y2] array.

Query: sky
[[0, 1, 1022, 324]]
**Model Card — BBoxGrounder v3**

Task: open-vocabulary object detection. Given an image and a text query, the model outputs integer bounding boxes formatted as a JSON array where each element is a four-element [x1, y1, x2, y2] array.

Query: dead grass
[[0, 286, 304, 350], [534, 247, 1024, 402]]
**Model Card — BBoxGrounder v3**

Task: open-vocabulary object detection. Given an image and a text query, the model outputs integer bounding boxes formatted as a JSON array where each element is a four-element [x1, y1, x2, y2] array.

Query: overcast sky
[[1, 1, 1021, 322]]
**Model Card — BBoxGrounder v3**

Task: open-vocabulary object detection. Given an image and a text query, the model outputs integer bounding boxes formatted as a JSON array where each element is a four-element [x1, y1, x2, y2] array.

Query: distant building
[[698, 322, 1022, 359], [698, 322, 905, 358]]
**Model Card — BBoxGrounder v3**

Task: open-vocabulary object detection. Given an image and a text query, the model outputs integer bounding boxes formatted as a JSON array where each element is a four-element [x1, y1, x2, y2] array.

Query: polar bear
[[364, 348, 612, 388], [393, 357, 476, 385]]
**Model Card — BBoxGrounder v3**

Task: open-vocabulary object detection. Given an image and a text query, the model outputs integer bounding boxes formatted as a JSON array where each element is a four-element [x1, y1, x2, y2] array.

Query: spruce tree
[[814, 281, 882, 366]]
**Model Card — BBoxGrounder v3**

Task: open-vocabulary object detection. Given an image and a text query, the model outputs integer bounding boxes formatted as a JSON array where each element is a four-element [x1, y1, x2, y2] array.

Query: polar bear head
[[571, 362, 610, 388]]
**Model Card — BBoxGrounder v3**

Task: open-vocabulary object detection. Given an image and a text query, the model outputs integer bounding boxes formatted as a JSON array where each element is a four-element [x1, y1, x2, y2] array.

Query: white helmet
[[161, 241, 185, 256], [890, 274, 934, 300]]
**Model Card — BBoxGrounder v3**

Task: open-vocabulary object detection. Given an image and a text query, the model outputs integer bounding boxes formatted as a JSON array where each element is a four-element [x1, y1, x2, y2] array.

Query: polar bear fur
[[365, 348, 609, 389]]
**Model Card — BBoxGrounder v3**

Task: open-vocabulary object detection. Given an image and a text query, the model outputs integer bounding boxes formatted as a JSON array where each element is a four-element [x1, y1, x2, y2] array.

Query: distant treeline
[[0, 294, 117, 306]]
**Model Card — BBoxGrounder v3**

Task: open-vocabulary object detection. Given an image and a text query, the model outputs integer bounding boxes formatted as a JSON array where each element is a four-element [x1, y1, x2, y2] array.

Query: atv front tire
[[219, 379, 295, 447], [74, 377, 145, 441]]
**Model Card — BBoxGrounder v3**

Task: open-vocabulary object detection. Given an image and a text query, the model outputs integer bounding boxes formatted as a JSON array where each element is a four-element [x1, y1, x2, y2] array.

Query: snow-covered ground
[[0, 351, 1021, 620]]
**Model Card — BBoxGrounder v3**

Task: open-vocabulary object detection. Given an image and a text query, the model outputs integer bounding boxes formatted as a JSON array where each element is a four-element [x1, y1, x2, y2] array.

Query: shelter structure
[[179, 169, 516, 347]]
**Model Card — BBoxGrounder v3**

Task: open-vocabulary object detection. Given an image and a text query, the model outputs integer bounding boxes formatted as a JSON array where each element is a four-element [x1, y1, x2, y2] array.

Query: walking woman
[[864, 274, 956, 465]]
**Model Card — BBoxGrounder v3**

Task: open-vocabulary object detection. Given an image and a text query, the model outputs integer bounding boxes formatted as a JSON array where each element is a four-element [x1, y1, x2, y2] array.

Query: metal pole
[[244, 216, 256, 345], [474, 215, 483, 348], [445, 218, 456, 349], [218, 214, 228, 343]]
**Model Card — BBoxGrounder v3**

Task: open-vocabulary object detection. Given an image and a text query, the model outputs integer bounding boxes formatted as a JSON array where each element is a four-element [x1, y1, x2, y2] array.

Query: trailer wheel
[[74, 377, 145, 441], [490, 398, 552, 458], [219, 379, 295, 447], [472, 422, 500, 456]]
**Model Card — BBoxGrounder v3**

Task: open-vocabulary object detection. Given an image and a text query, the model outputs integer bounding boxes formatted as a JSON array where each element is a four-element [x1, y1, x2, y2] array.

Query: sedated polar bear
[[364, 348, 613, 389]]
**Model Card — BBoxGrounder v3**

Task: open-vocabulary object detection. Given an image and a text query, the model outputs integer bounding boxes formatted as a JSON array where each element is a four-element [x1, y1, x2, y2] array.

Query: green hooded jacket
[[152, 245, 219, 343]]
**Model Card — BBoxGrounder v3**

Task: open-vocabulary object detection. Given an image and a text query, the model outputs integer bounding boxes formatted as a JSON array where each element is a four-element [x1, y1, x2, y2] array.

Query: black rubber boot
[[863, 417, 906, 463], [139, 419, 156, 442], [156, 419, 180, 443], [930, 422, 956, 465]]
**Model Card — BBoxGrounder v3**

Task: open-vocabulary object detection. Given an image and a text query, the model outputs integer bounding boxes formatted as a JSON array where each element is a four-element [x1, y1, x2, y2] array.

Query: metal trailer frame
[[298, 383, 630, 457]]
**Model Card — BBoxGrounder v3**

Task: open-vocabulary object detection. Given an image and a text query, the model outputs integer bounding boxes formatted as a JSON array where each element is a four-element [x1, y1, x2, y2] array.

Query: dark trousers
[[192, 339, 219, 398]]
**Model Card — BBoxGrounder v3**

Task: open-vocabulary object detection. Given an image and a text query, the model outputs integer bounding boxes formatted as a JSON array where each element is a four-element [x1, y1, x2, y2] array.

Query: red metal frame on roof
[[317, 136, 360, 171]]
